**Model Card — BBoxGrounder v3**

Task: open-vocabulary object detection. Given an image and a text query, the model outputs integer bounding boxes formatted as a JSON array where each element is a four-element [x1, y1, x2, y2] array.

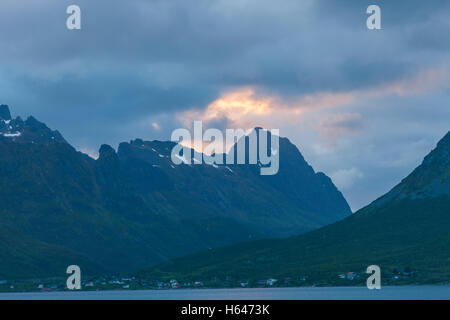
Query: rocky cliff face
[[0, 105, 351, 278], [139, 130, 450, 283]]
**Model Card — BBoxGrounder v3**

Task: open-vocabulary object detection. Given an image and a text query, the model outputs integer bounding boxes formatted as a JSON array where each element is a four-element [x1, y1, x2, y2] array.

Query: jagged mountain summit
[[0, 105, 350, 278], [139, 130, 450, 284], [0, 105, 11, 120], [0, 105, 66, 144]]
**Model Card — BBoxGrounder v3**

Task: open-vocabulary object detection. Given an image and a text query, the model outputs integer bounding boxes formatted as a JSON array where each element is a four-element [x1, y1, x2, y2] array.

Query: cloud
[[77, 147, 99, 160], [151, 121, 161, 131], [318, 113, 364, 146], [330, 167, 364, 190], [175, 87, 355, 130], [1, 0, 449, 210], [175, 65, 448, 135], [366, 66, 450, 97]]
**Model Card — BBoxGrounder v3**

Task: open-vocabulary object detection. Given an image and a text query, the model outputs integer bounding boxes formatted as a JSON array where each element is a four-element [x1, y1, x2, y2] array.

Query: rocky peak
[[0, 105, 67, 144], [0, 105, 11, 121], [99, 144, 117, 159]]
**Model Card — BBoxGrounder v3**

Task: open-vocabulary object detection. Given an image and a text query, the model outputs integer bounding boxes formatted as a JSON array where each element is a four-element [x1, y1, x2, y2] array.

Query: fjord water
[[1, 286, 449, 300]]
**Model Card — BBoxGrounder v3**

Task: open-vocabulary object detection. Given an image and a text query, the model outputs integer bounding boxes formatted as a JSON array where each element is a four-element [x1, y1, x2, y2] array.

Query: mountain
[[0, 105, 350, 279], [138, 131, 450, 284]]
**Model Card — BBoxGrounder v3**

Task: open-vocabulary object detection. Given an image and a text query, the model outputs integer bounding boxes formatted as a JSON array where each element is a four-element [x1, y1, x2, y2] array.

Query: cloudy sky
[[1, 0, 449, 210]]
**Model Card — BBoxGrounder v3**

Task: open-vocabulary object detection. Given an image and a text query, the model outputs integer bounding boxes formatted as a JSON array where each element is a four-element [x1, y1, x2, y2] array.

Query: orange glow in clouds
[[178, 87, 277, 129], [177, 86, 353, 129], [176, 66, 449, 143]]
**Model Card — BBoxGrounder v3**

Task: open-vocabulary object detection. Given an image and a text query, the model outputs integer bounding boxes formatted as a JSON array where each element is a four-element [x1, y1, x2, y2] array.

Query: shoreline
[[1, 285, 449, 300]]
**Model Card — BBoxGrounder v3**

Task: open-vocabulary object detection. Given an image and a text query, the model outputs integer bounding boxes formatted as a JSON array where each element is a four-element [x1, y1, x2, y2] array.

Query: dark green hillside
[[139, 132, 450, 284], [0, 105, 350, 279], [0, 226, 101, 279]]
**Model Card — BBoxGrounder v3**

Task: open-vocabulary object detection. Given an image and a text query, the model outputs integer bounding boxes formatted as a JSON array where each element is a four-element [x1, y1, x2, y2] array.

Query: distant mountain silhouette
[[0, 105, 350, 279], [139, 131, 450, 284]]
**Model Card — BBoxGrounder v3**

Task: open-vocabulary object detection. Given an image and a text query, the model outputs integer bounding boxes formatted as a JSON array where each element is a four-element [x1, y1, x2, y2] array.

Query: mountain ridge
[[138, 130, 450, 284], [0, 105, 351, 279]]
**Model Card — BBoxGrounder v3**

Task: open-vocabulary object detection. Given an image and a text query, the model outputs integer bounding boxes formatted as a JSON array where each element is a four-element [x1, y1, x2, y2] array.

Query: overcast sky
[[1, 0, 449, 210]]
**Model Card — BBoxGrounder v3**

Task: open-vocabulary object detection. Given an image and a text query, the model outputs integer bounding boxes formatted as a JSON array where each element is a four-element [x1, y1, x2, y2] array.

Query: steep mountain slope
[[139, 131, 450, 284], [0, 105, 350, 279]]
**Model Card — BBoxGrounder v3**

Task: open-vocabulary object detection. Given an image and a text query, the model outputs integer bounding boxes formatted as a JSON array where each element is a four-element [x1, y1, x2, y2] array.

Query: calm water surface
[[0, 286, 449, 300]]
